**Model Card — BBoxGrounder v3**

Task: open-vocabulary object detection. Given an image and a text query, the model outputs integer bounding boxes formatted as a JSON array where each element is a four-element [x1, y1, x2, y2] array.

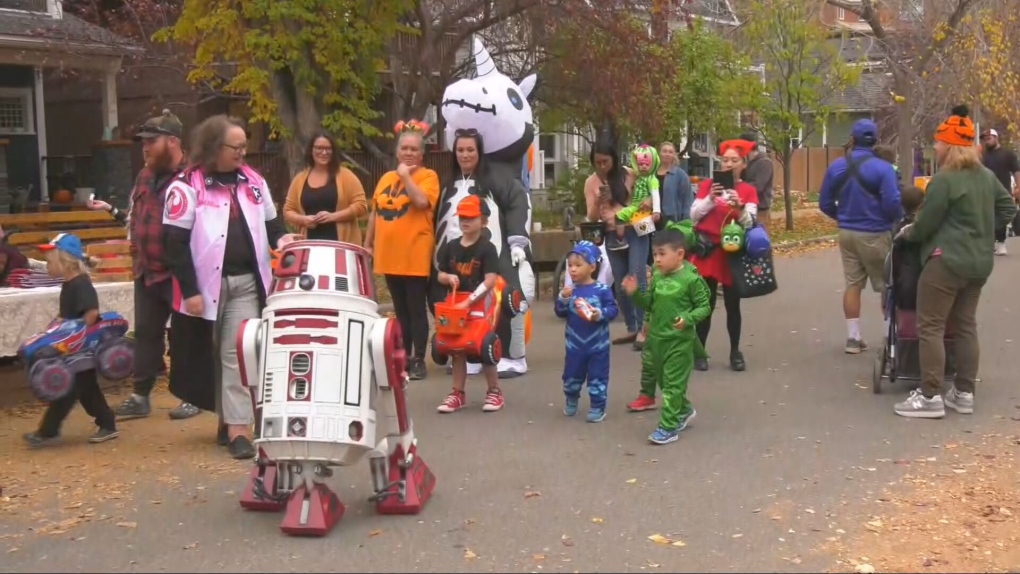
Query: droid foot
[[280, 484, 345, 537], [239, 463, 287, 512], [375, 455, 436, 515]]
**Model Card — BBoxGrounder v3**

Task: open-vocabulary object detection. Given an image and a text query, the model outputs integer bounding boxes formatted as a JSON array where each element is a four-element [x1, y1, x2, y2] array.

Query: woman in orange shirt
[[364, 120, 441, 381]]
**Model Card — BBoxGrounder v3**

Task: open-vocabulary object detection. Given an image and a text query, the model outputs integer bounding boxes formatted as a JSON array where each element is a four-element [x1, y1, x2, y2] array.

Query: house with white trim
[[0, 0, 139, 209]]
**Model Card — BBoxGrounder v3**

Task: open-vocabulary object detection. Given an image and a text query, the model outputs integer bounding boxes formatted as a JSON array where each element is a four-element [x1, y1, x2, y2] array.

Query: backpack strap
[[833, 155, 882, 204]]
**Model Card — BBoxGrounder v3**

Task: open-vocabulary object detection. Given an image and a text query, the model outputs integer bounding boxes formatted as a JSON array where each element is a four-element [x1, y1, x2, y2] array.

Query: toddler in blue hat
[[23, 233, 119, 448], [554, 240, 619, 422]]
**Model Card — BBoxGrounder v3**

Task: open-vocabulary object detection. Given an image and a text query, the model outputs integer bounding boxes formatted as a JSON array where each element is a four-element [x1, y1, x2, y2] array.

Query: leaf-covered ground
[[824, 430, 1020, 573]]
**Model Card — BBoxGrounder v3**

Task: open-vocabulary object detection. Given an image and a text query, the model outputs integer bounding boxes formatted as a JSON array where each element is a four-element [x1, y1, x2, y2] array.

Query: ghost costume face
[[432, 37, 537, 378]]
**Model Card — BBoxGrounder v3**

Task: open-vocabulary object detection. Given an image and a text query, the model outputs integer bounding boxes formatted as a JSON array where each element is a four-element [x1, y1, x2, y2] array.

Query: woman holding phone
[[583, 140, 651, 349], [689, 139, 759, 372]]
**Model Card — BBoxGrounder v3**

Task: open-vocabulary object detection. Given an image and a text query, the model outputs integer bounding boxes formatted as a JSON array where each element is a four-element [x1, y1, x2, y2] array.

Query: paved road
[[3, 246, 1019, 573]]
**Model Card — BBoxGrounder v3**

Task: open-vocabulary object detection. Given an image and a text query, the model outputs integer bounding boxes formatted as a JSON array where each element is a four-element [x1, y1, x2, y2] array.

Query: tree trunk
[[270, 69, 323, 178], [782, 148, 794, 231], [894, 70, 914, 184]]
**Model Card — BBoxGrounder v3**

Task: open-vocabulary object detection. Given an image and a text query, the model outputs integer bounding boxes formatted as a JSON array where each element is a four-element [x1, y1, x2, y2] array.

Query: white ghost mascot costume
[[436, 37, 536, 378]]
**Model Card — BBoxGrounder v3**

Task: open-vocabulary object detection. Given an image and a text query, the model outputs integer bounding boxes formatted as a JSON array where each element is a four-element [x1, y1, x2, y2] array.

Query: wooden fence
[[245, 150, 454, 205]]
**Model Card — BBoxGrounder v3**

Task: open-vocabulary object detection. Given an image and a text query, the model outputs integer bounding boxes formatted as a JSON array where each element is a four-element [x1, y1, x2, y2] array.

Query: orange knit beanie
[[934, 104, 976, 147]]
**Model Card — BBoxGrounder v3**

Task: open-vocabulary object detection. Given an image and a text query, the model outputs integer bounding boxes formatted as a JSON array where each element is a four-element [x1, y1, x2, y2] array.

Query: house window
[[539, 134, 558, 161], [837, 7, 845, 20], [0, 88, 34, 135], [0, 0, 48, 13]]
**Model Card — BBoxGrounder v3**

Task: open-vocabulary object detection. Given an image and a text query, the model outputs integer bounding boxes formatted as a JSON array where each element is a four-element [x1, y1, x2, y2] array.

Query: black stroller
[[872, 243, 957, 393]]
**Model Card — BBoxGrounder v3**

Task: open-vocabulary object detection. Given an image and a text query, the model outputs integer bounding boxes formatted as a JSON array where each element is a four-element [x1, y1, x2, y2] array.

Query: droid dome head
[[269, 241, 375, 300]]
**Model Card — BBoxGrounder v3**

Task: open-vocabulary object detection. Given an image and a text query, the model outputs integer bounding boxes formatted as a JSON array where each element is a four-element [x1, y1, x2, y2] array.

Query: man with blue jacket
[[819, 119, 903, 355]]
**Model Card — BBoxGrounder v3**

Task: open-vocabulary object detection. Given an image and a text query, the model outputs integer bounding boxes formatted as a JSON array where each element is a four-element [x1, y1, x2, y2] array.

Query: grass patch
[[771, 212, 838, 243]]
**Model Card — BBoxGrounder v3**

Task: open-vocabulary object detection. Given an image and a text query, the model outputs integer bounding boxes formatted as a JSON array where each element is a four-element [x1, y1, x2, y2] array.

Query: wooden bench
[[0, 211, 126, 261]]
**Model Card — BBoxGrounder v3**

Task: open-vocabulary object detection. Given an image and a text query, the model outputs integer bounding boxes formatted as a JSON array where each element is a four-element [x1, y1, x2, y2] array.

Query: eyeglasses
[[223, 143, 247, 153], [313, 146, 333, 155], [455, 128, 479, 137]]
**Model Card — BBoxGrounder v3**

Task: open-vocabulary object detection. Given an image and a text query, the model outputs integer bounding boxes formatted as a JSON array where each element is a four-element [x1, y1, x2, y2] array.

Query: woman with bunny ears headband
[[364, 119, 442, 381]]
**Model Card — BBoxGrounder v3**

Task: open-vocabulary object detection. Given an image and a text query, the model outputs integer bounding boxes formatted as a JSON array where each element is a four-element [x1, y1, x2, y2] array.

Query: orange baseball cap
[[456, 195, 489, 219]]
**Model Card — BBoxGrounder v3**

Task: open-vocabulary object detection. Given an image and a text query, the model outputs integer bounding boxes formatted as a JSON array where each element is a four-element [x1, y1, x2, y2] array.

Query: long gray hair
[[189, 114, 245, 173]]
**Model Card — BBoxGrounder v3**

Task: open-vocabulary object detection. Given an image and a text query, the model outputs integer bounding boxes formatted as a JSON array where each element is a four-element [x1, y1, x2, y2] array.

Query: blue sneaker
[[677, 407, 697, 431], [564, 397, 579, 416], [586, 408, 606, 423], [649, 427, 679, 445]]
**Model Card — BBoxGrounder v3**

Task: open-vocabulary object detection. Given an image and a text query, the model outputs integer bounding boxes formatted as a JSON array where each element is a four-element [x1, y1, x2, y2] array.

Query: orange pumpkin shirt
[[371, 168, 440, 277]]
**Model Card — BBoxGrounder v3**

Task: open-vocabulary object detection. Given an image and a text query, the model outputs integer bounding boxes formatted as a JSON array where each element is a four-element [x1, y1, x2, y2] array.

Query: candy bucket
[[434, 288, 470, 336]]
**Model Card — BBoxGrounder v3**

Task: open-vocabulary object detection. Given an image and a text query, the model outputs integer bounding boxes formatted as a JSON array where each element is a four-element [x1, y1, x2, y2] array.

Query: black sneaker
[[228, 436, 255, 460], [114, 395, 151, 420], [217, 424, 229, 447], [694, 358, 709, 372], [88, 428, 120, 443], [22, 432, 60, 449], [169, 402, 201, 420], [730, 350, 746, 372], [408, 357, 427, 381]]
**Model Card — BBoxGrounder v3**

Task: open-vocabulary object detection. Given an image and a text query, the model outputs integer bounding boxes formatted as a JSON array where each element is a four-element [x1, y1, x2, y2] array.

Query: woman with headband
[[688, 139, 759, 372]]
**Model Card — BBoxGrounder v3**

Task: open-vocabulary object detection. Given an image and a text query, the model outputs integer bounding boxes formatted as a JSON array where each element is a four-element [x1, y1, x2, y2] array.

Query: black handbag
[[727, 249, 778, 299]]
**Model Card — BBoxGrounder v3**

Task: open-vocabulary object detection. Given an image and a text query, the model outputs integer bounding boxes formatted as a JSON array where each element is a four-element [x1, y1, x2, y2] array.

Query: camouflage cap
[[135, 108, 183, 140]]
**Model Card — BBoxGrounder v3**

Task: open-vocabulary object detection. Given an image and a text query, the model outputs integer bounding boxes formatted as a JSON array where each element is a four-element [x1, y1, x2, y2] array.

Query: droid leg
[[279, 464, 345, 537], [369, 442, 436, 515], [239, 448, 290, 511]]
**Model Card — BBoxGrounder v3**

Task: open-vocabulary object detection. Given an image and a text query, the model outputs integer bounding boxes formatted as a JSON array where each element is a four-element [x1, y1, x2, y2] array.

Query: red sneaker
[[482, 389, 504, 412], [437, 391, 466, 413], [627, 395, 657, 412]]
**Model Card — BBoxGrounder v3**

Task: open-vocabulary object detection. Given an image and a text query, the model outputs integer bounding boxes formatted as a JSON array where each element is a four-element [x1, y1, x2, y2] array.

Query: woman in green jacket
[[894, 105, 1018, 419]]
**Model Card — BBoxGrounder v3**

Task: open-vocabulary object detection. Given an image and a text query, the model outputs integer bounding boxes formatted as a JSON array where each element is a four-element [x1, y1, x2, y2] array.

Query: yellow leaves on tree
[[949, 4, 1020, 134], [156, 0, 408, 171]]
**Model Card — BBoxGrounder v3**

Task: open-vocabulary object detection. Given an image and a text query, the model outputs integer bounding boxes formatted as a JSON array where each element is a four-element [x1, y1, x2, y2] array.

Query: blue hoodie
[[819, 147, 903, 233]]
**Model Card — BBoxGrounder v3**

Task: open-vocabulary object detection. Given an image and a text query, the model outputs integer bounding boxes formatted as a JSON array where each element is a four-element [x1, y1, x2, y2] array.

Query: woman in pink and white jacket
[[163, 115, 298, 459]]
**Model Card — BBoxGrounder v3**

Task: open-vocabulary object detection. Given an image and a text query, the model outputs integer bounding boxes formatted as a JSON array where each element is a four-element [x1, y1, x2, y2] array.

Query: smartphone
[[89, 193, 95, 202], [598, 184, 611, 201], [712, 170, 735, 191]]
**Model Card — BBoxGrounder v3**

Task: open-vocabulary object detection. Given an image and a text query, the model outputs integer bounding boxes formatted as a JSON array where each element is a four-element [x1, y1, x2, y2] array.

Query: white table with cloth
[[0, 282, 135, 357]]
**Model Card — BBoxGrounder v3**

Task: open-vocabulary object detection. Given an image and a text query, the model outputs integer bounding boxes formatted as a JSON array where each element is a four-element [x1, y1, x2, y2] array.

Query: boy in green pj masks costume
[[621, 227, 711, 445], [615, 144, 661, 236]]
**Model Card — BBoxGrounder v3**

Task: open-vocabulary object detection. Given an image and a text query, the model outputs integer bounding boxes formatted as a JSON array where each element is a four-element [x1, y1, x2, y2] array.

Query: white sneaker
[[994, 242, 1007, 256], [943, 387, 974, 414], [894, 389, 946, 419]]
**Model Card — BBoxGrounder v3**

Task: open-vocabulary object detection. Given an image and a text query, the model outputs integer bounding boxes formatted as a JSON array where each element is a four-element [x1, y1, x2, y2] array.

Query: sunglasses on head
[[455, 128, 479, 137]]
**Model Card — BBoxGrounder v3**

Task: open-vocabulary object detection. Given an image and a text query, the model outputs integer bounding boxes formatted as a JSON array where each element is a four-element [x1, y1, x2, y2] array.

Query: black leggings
[[696, 278, 742, 353], [385, 275, 429, 359]]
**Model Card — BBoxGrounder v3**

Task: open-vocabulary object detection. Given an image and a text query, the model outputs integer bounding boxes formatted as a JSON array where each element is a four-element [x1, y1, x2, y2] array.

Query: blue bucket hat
[[569, 240, 601, 265]]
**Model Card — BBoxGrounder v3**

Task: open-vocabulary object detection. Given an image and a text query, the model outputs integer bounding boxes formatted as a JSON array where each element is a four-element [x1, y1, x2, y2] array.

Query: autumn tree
[[738, 0, 860, 230], [659, 21, 749, 158], [825, 0, 986, 179], [161, 0, 409, 174], [947, 0, 1020, 135]]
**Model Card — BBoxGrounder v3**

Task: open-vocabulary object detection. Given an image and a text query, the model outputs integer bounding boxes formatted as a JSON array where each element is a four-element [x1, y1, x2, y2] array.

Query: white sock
[[847, 318, 861, 341]]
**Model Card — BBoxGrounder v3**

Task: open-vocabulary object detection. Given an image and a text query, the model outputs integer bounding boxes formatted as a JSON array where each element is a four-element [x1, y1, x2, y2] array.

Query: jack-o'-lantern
[[375, 182, 411, 221], [52, 189, 74, 204]]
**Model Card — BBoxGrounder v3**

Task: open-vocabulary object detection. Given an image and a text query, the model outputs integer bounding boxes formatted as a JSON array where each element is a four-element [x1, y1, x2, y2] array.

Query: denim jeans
[[607, 226, 649, 333]]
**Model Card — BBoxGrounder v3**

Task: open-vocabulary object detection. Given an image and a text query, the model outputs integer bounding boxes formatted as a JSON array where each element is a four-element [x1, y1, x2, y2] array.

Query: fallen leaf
[[533, 554, 546, 561], [524, 491, 541, 499], [646, 559, 661, 568], [855, 564, 876, 574], [369, 529, 384, 537], [116, 521, 137, 529], [464, 549, 478, 560], [671, 539, 687, 547], [648, 534, 672, 545], [7, 548, 18, 553], [591, 517, 604, 524], [625, 478, 638, 484], [732, 533, 744, 538], [183, 542, 198, 550]]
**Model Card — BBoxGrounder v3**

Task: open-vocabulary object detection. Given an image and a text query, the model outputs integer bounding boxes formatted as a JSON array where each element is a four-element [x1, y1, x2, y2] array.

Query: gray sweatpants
[[214, 274, 260, 425]]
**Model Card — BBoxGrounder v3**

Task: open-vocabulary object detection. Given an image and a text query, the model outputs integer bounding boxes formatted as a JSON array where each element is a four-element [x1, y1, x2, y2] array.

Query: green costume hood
[[630, 144, 660, 176]]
